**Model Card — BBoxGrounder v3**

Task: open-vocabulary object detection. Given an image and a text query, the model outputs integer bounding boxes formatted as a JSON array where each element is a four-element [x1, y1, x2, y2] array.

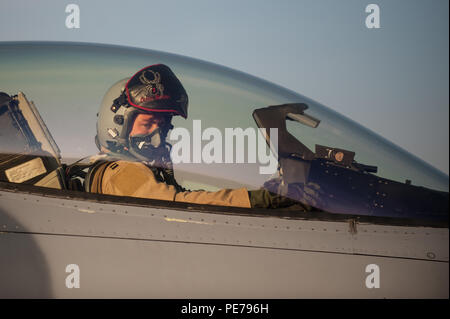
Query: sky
[[0, 0, 448, 174]]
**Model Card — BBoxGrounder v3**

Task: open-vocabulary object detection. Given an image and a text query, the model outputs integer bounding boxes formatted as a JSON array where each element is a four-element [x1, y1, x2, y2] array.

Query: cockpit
[[0, 42, 448, 224]]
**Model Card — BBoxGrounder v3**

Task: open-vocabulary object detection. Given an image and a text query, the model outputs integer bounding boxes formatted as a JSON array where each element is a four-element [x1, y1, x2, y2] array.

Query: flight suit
[[89, 160, 252, 208]]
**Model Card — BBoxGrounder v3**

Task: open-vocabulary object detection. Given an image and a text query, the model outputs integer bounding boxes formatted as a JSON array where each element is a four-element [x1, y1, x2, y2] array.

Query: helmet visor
[[125, 64, 188, 118]]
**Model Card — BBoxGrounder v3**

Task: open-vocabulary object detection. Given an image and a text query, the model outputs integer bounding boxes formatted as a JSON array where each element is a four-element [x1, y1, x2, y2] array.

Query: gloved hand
[[248, 188, 297, 209], [248, 177, 323, 211]]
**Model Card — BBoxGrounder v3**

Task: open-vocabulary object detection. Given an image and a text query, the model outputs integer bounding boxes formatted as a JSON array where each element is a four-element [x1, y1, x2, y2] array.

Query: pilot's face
[[129, 113, 168, 137]]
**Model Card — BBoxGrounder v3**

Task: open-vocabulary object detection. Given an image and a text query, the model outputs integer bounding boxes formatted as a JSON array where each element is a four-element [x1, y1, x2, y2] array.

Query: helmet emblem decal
[[139, 70, 165, 98]]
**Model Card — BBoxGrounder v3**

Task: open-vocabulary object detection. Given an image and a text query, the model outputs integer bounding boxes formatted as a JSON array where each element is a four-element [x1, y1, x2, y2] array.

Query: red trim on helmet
[[125, 64, 183, 117]]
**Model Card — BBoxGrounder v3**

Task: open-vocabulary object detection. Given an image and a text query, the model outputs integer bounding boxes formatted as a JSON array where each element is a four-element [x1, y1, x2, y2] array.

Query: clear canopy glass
[[0, 42, 448, 219]]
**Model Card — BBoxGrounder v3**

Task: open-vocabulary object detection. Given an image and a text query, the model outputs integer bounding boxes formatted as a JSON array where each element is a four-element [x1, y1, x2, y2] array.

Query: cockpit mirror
[[286, 112, 320, 128]]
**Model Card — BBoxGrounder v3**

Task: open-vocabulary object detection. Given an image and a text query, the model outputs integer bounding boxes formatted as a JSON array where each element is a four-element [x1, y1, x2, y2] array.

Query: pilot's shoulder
[[105, 160, 151, 175]]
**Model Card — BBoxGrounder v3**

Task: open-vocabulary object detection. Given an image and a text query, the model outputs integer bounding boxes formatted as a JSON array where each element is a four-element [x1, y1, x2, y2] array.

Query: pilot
[[88, 64, 317, 210]]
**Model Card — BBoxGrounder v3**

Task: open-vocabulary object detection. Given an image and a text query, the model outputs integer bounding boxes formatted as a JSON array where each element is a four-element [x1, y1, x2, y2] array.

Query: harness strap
[[85, 161, 113, 193]]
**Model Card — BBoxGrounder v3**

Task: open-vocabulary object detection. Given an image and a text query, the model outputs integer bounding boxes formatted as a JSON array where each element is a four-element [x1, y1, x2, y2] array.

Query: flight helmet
[[96, 64, 188, 161]]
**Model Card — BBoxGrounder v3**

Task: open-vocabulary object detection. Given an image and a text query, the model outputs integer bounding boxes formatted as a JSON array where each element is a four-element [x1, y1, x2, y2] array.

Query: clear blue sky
[[0, 0, 448, 174]]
